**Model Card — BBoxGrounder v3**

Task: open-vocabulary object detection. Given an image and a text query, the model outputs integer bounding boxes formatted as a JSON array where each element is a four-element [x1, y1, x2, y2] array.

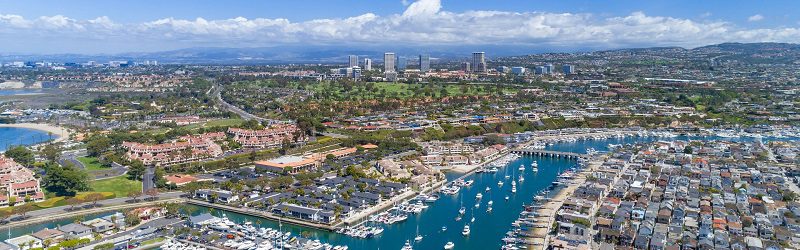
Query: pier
[[511, 149, 589, 160]]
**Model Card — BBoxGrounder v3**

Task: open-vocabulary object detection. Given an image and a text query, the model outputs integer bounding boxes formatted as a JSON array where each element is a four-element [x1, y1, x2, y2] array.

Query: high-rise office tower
[[348, 55, 358, 68], [384, 53, 396, 72], [396, 56, 407, 71], [562, 64, 575, 75], [461, 62, 471, 72], [419, 54, 430, 72], [472, 52, 486, 73], [364, 58, 372, 71]]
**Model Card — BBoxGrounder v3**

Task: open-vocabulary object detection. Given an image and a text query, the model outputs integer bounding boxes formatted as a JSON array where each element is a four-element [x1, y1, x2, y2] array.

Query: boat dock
[[511, 149, 589, 160]]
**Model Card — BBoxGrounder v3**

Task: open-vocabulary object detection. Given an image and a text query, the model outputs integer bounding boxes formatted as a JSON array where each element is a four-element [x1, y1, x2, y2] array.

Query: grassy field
[[90, 176, 141, 198], [299, 82, 512, 100], [77, 156, 108, 171]]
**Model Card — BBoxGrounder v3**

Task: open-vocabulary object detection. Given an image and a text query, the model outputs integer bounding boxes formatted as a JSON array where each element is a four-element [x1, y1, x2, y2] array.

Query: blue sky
[[1, 0, 799, 54]]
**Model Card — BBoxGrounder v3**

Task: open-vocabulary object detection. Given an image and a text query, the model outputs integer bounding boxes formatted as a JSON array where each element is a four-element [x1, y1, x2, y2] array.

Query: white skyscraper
[[384, 53, 396, 72], [348, 55, 359, 68], [364, 58, 372, 71], [471, 52, 486, 73]]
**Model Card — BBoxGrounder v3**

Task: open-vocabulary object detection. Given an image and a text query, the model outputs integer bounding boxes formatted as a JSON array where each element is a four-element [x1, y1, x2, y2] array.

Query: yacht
[[444, 242, 455, 249], [532, 161, 538, 168], [498, 181, 504, 187], [462, 225, 471, 236], [518, 164, 525, 171], [401, 240, 413, 250], [464, 180, 474, 186], [441, 226, 447, 232], [488, 200, 493, 206], [511, 185, 517, 193], [476, 193, 483, 200]]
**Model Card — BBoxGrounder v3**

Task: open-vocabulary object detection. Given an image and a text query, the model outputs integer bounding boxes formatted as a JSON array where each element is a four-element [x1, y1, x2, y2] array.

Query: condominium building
[[0, 156, 44, 206], [122, 132, 225, 166]]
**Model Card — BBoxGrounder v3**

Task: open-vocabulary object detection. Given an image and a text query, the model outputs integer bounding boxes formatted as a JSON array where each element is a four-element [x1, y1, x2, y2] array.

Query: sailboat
[[402, 240, 414, 250], [414, 225, 423, 242], [458, 197, 466, 215]]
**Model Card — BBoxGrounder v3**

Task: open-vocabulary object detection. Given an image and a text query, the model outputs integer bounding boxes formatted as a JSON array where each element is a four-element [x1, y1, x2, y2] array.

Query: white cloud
[[0, 0, 799, 53], [748, 14, 764, 22]]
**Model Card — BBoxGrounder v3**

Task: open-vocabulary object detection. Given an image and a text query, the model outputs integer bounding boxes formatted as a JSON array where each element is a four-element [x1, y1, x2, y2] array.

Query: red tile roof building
[[0, 156, 44, 206], [227, 124, 304, 148], [122, 132, 225, 166]]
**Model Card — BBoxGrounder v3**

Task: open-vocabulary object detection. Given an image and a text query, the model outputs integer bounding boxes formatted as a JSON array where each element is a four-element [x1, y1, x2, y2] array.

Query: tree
[[0, 209, 12, 223], [41, 144, 62, 162], [85, 136, 111, 157], [65, 197, 83, 210], [85, 193, 104, 207], [127, 161, 146, 181], [145, 188, 159, 201], [4, 146, 34, 166], [127, 191, 142, 202], [13, 203, 34, 219], [42, 162, 90, 196]]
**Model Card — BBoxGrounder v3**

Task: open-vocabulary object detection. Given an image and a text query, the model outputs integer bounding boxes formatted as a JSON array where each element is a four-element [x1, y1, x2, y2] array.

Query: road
[[58, 150, 86, 169], [143, 166, 155, 191], [1, 192, 185, 229], [212, 83, 265, 122]]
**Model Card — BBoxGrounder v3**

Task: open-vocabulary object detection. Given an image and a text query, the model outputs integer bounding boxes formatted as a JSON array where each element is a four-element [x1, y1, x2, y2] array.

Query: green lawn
[[90, 176, 142, 198], [77, 157, 108, 172]]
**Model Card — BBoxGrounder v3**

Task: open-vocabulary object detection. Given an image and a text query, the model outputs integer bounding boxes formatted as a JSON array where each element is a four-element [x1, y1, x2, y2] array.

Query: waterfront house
[[58, 223, 92, 240], [82, 218, 116, 233], [30, 228, 64, 244], [272, 203, 336, 223], [5, 235, 41, 250]]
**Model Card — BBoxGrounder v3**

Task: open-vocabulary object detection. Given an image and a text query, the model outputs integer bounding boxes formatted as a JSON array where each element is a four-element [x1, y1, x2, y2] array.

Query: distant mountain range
[[1, 42, 798, 65]]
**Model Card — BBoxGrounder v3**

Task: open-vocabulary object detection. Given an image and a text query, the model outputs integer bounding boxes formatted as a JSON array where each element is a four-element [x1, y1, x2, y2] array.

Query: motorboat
[[476, 193, 483, 200], [444, 242, 455, 249], [498, 181, 504, 187], [462, 225, 470, 236]]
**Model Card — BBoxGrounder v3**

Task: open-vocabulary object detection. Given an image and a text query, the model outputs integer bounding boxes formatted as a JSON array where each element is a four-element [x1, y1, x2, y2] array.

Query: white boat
[[474, 202, 480, 209], [532, 161, 538, 167], [485, 187, 491, 192], [459, 207, 466, 215], [505, 195, 509, 201], [487, 206, 493, 213], [401, 240, 413, 250], [519, 175, 524, 182], [464, 180, 474, 186], [444, 242, 455, 249], [518, 165, 525, 171], [462, 225, 470, 236], [442, 226, 447, 232], [498, 181, 504, 187], [476, 193, 483, 200], [414, 225, 423, 242], [511, 186, 517, 193], [488, 200, 493, 206]]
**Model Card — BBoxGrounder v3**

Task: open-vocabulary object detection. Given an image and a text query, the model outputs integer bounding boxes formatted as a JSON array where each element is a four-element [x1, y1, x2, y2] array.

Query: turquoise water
[[0, 127, 53, 151], [189, 155, 572, 249]]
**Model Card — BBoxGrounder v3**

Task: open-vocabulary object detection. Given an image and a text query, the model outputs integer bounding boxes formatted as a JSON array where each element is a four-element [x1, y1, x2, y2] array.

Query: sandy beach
[[0, 123, 70, 143]]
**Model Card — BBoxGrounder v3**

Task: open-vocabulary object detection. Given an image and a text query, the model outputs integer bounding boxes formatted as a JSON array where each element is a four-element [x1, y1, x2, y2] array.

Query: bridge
[[511, 149, 590, 160]]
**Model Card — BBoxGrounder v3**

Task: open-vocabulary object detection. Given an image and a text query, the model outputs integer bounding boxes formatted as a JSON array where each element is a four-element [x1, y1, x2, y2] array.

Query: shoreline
[[0, 123, 70, 143]]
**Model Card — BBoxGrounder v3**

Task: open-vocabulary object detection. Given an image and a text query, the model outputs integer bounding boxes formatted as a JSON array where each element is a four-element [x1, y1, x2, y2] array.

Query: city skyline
[[2, 0, 800, 54]]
